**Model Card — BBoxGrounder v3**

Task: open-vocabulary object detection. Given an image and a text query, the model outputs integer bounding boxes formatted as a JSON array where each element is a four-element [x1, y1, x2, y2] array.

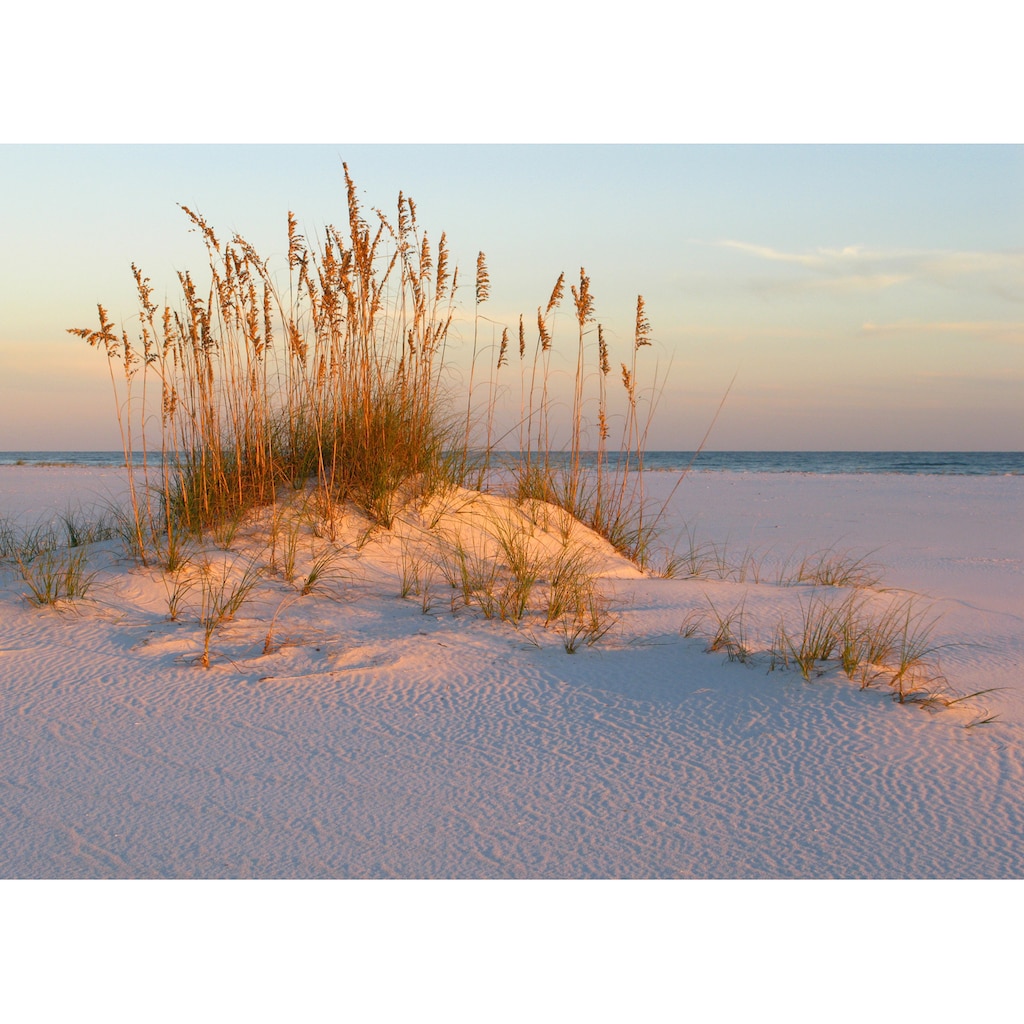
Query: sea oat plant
[[785, 591, 844, 679], [0, 518, 17, 562], [494, 285, 674, 565], [758, 587, 958, 708], [703, 594, 751, 664], [297, 548, 347, 597], [487, 508, 545, 624], [196, 556, 264, 669], [398, 543, 425, 600], [885, 598, 946, 704], [75, 166, 695, 574], [15, 548, 98, 607], [789, 547, 884, 589], [72, 167, 727, 672], [73, 166, 462, 546], [59, 507, 117, 549]]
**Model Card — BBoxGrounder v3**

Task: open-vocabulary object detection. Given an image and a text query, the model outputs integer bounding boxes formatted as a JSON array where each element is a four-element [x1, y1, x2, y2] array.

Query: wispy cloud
[[860, 319, 1024, 341], [908, 367, 1024, 387], [719, 241, 1024, 299], [721, 241, 892, 269]]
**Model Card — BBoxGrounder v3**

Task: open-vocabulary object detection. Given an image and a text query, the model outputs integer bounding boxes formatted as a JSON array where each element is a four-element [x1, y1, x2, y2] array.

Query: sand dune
[[2, 466, 1022, 878]]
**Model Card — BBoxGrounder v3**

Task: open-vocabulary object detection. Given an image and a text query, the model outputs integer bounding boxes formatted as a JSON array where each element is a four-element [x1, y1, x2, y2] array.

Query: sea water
[[2, 450, 1022, 475]]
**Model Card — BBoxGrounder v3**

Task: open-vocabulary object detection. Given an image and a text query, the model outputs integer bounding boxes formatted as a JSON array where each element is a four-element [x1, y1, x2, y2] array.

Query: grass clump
[[72, 166, 697, 577], [72, 167, 461, 550], [766, 590, 956, 705], [703, 594, 751, 664], [196, 556, 264, 669], [393, 491, 617, 648], [2, 512, 106, 608], [789, 547, 884, 589], [67, 164, 702, 662], [15, 548, 98, 607], [784, 592, 845, 679], [681, 578, 988, 718]]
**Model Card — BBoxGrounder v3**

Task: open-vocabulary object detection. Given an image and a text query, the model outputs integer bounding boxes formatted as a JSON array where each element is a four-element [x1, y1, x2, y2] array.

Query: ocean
[[2, 450, 1022, 475]]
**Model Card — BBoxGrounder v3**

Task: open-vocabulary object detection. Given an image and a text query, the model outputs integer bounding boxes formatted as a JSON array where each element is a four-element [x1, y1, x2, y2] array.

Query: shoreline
[[3, 449, 1023, 476]]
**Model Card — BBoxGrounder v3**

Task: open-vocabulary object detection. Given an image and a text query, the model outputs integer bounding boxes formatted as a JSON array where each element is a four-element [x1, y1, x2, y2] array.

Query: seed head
[[546, 272, 565, 315], [635, 295, 652, 349], [571, 268, 594, 328], [475, 252, 490, 305], [537, 307, 552, 352]]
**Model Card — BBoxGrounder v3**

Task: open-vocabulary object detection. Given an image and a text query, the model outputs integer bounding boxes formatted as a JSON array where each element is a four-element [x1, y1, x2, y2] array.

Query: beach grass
[[704, 594, 752, 664], [65, 167, 679, 653], [14, 547, 98, 607], [70, 168, 680, 574], [52, 167, 997, 717]]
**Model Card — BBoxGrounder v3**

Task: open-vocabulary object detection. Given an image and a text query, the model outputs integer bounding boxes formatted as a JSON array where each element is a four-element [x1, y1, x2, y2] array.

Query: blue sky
[[2, 143, 1020, 450]]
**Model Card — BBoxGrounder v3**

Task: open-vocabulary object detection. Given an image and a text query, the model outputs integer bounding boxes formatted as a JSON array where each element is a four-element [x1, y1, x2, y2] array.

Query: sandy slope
[[1, 467, 1022, 878]]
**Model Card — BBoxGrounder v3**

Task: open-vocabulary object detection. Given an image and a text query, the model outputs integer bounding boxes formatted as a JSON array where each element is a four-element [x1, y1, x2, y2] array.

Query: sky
[[2, 4, 1021, 452], [2, 143, 1020, 451]]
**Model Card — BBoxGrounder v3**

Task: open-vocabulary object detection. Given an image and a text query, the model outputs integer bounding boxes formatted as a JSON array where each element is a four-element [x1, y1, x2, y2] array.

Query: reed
[[74, 167, 688, 579], [69, 165, 723, 674], [73, 166, 461, 548]]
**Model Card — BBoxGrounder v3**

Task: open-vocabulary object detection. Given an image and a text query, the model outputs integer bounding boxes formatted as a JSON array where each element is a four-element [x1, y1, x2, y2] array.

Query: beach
[[1, 464, 1022, 879]]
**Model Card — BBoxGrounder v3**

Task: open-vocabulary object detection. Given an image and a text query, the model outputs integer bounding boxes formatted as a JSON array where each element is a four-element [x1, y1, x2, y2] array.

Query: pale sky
[[2, 3, 1021, 452], [2, 144, 1020, 451]]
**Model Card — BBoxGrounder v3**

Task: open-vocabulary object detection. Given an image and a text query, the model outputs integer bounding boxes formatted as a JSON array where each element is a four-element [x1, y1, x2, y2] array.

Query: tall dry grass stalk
[[74, 166, 684, 572], [499, 284, 672, 567], [72, 166, 461, 548]]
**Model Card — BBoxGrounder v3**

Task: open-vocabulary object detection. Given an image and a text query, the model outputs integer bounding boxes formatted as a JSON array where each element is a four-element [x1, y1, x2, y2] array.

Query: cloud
[[720, 240, 889, 269], [860, 319, 1024, 341], [907, 367, 1024, 387], [718, 241, 1024, 299]]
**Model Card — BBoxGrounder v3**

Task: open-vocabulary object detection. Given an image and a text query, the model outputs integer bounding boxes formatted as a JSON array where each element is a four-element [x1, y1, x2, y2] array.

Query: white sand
[[2, 465, 1022, 879]]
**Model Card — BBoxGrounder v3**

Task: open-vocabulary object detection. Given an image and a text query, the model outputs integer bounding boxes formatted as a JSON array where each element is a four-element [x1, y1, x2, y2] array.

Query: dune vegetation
[[5, 166, 977, 714], [67, 166, 667, 562], [59, 165, 682, 654]]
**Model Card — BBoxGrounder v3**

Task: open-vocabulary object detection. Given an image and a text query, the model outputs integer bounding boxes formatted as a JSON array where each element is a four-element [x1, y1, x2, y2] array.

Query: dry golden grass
[[69, 163, 677, 667], [73, 167, 678, 576]]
